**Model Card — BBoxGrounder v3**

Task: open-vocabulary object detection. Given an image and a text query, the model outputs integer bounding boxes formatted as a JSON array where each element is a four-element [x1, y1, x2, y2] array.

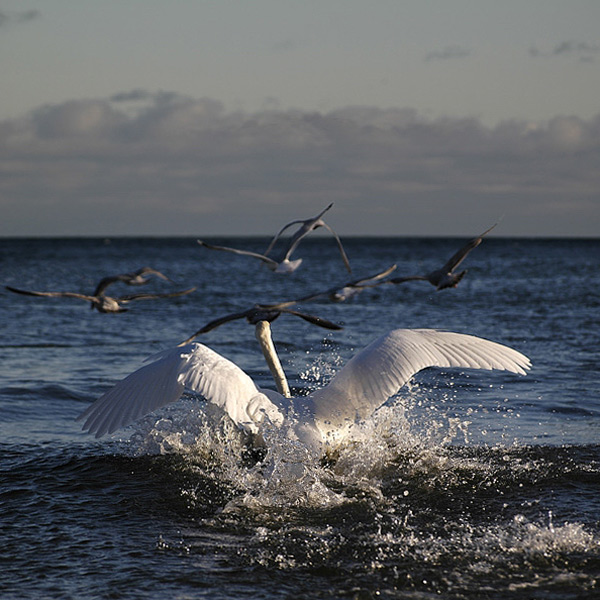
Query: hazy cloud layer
[[0, 9, 39, 28], [425, 46, 472, 62], [530, 41, 600, 62], [1, 92, 598, 236]]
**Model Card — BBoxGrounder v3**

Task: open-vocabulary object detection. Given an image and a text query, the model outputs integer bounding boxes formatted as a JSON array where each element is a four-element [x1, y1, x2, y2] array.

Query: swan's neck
[[255, 321, 291, 398]]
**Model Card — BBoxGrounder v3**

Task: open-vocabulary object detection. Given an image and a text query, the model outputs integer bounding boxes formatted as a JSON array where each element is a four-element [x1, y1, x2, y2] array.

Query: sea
[[1, 236, 599, 600]]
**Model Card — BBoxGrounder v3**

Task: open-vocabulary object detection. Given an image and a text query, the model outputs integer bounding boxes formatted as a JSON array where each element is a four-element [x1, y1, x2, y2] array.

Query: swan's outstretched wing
[[198, 240, 279, 269], [305, 328, 530, 440], [78, 343, 283, 438], [78, 346, 190, 437]]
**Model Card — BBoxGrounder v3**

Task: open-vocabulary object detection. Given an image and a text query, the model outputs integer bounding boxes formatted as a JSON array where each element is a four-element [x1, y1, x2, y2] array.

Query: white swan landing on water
[[78, 327, 531, 456]]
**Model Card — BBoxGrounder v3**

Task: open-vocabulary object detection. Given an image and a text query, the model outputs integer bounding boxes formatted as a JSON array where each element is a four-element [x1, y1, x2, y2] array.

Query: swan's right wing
[[306, 328, 530, 439], [79, 343, 284, 438], [178, 343, 284, 430], [78, 345, 191, 438]]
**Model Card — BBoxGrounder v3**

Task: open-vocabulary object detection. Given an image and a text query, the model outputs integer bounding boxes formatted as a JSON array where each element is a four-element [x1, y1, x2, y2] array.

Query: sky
[[1, 1, 599, 237]]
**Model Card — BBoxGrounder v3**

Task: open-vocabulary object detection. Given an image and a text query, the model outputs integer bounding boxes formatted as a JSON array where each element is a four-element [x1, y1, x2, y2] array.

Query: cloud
[[1, 92, 599, 236], [529, 41, 600, 62], [110, 89, 154, 103], [425, 46, 471, 62], [0, 9, 40, 28]]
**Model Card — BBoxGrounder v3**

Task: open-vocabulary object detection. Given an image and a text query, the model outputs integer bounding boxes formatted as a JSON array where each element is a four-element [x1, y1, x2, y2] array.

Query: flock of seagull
[[7, 267, 196, 314], [8, 205, 530, 458]]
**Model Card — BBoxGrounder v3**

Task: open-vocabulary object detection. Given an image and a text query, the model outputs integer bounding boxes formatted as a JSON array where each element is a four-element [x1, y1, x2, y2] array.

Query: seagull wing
[[198, 240, 279, 268], [134, 267, 172, 282], [280, 308, 343, 330], [93, 276, 125, 297], [78, 343, 284, 438], [265, 203, 334, 257], [305, 328, 530, 440], [118, 287, 196, 303], [351, 264, 397, 287], [317, 223, 352, 273], [5, 286, 96, 302], [181, 310, 253, 342], [439, 223, 497, 273], [264, 220, 304, 256]]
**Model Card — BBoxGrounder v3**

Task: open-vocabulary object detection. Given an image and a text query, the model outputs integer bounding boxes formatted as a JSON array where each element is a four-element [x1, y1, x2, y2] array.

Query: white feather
[[78, 329, 530, 449]]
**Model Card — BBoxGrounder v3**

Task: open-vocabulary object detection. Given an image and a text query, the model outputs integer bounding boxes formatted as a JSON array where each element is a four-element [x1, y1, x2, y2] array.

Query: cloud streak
[[425, 46, 472, 62], [1, 92, 599, 236], [529, 40, 600, 62], [0, 9, 40, 28]]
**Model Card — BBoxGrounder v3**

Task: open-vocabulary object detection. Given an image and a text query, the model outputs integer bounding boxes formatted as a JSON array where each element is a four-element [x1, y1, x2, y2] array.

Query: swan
[[78, 325, 530, 455], [390, 224, 497, 290], [5, 285, 196, 313], [264, 203, 352, 274]]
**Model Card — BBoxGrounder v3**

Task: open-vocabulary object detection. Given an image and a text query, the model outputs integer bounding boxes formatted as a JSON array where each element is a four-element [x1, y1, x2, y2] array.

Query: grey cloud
[[0, 9, 40, 28], [530, 41, 600, 62], [1, 96, 598, 236], [110, 89, 154, 103], [270, 39, 298, 53], [553, 41, 600, 56], [425, 46, 471, 62]]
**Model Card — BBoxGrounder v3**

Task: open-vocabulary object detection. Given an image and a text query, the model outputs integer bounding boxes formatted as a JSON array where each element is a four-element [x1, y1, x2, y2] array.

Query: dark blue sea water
[[1, 236, 599, 599]]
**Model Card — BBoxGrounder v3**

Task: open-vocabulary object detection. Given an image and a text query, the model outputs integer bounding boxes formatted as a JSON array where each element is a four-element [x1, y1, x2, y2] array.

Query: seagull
[[93, 267, 172, 297], [197, 240, 303, 274], [264, 203, 352, 274], [179, 305, 343, 398], [298, 264, 398, 303], [78, 327, 530, 456], [5, 285, 196, 313], [389, 224, 497, 291], [180, 304, 342, 341]]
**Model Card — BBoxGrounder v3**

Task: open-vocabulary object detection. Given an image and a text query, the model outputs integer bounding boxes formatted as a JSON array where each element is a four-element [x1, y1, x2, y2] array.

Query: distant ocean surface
[[1, 236, 599, 599]]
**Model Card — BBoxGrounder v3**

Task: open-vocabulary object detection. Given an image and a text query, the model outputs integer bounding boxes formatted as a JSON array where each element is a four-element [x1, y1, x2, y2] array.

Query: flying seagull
[[298, 264, 398, 303], [389, 224, 497, 291], [78, 327, 530, 457], [180, 304, 342, 342], [93, 267, 173, 297], [264, 203, 352, 274], [179, 304, 343, 398], [5, 285, 196, 313], [197, 240, 303, 274]]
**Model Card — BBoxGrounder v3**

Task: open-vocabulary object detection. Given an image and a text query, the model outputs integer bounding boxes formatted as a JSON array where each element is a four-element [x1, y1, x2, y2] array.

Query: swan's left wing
[[305, 328, 530, 439], [78, 343, 283, 438]]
